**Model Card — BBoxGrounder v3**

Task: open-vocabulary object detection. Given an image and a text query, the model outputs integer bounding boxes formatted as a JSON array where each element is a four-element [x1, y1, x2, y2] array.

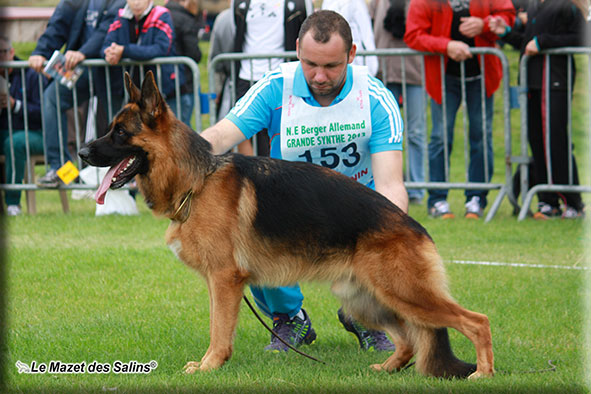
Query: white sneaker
[[465, 196, 483, 219], [562, 206, 584, 219], [429, 200, 455, 219], [6, 205, 22, 216]]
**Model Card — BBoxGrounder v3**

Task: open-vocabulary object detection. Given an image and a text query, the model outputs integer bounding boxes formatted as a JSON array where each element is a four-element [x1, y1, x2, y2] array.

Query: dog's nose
[[78, 146, 90, 161]]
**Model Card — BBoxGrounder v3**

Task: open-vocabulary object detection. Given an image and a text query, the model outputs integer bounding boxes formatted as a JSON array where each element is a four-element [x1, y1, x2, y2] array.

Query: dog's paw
[[370, 363, 386, 372], [183, 361, 201, 374]]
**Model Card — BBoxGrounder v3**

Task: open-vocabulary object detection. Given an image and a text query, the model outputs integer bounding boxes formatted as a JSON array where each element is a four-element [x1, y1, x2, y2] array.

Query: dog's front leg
[[184, 268, 247, 373]]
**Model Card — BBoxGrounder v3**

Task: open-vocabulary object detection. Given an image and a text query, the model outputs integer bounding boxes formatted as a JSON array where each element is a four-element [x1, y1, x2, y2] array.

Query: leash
[[242, 295, 326, 364], [242, 297, 558, 375], [497, 359, 557, 375]]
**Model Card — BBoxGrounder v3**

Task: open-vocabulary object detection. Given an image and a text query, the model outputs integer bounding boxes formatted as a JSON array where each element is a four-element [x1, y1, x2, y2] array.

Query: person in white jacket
[[322, 0, 378, 76]]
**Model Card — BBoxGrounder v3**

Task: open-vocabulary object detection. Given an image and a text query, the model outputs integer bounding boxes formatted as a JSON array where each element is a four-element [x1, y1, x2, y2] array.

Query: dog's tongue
[[95, 159, 129, 205]]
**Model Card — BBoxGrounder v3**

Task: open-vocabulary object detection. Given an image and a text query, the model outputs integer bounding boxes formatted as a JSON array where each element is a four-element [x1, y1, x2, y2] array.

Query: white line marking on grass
[[446, 260, 590, 271]]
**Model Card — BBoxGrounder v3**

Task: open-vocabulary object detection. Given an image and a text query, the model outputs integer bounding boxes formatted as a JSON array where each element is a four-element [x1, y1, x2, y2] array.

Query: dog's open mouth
[[95, 155, 141, 204]]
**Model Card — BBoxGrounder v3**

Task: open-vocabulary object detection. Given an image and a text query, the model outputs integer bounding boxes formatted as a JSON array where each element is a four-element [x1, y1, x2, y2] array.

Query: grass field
[[3, 41, 591, 392], [3, 191, 589, 393]]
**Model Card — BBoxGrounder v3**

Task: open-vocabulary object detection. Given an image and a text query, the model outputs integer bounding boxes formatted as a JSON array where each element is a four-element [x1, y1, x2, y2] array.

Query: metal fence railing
[[516, 47, 591, 220], [0, 57, 200, 213], [6, 48, 588, 220], [208, 48, 516, 222]]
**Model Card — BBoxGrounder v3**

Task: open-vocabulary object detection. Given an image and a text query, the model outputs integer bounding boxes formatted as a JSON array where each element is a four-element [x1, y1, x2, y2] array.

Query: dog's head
[[79, 71, 168, 204]]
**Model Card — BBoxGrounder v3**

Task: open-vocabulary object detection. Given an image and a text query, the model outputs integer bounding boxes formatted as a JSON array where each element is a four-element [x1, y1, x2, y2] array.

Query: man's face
[[0, 41, 15, 75], [0, 42, 14, 62], [297, 31, 356, 104]]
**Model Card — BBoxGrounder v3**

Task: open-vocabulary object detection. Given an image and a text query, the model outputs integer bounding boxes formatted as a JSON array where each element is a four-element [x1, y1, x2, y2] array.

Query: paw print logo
[[16, 361, 31, 374]]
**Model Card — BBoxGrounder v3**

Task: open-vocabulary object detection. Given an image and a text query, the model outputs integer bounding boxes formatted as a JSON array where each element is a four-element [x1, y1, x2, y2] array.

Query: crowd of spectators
[[1, 0, 589, 222]]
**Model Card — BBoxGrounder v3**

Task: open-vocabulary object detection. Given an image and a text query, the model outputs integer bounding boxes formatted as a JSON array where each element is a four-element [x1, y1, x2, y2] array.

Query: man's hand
[[459, 16, 484, 38], [524, 39, 539, 56], [64, 50, 86, 70], [28, 55, 46, 73], [0, 93, 14, 110], [104, 43, 124, 65], [488, 16, 508, 36], [446, 40, 472, 62]]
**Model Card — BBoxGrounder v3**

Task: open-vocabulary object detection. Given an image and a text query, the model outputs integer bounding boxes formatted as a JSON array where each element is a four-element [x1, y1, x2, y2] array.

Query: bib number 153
[[297, 142, 361, 169]]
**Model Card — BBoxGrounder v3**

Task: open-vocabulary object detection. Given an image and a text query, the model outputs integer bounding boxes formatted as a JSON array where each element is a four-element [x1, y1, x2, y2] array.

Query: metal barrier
[[0, 57, 200, 212], [516, 47, 591, 220], [208, 48, 515, 221]]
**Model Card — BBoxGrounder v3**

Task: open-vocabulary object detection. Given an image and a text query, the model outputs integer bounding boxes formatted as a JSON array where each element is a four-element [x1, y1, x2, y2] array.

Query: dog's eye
[[116, 128, 126, 137]]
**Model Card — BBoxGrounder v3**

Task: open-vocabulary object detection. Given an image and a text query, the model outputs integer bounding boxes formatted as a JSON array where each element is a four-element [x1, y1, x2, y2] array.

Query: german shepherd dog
[[79, 71, 494, 379]]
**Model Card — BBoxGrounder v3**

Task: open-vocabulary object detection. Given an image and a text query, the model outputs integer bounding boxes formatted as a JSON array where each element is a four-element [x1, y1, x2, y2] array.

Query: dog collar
[[172, 189, 194, 223]]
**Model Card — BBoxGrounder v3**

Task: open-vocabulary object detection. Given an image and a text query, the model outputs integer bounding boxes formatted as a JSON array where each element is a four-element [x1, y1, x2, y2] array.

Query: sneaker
[[562, 206, 584, 219], [464, 196, 483, 219], [337, 308, 395, 351], [6, 205, 22, 216], [264, 309, 316, 352], [36, 169, 61, 188], [533, 202, 562, 220], [428, 200, 455, 219]]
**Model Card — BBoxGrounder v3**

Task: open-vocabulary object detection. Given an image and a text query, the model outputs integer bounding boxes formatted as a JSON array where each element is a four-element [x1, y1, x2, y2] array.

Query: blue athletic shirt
[[226, 62, 403, 189]]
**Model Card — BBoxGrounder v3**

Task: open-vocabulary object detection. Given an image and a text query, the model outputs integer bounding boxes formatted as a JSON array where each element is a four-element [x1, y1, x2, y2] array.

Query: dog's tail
[[413, 327, 476, 378]]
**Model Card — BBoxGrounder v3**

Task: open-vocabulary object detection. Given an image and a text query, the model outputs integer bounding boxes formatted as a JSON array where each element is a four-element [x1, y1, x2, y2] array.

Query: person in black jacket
[[490, 0, 587, 219], [0, 36, 48, 215], [28, 0, 125, 188], [166, 0, 203, 127]]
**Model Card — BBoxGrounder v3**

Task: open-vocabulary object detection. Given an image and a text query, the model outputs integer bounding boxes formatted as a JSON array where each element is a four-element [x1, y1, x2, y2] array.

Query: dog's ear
[[140, 71, 165, 117], [124, 72, 141, 103]]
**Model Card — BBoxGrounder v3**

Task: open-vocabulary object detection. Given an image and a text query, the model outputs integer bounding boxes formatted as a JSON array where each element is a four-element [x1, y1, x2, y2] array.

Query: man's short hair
[[298, 10, 353, 54]]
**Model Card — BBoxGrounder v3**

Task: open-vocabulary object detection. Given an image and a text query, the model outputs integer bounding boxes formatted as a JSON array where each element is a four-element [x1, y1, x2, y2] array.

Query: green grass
[[4, 39, 591, 392], [2, 192, 589, 392]]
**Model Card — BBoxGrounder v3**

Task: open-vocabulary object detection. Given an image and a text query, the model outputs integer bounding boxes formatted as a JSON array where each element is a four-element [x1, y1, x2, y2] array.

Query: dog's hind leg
[[370, 319, 415, 372], [353, 238, 493, 378], [184, 268, 248, 373]]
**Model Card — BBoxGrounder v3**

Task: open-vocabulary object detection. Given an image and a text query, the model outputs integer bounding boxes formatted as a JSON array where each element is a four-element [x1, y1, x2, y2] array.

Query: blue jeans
[[387, 83, 426, 200], [1, 129, 44, 205], [250, 285, 303, 319], [167, 93, 194, 128], [43, 71, 92, 169], [43, 69, 123, 170], [428, 75, 494, 209]]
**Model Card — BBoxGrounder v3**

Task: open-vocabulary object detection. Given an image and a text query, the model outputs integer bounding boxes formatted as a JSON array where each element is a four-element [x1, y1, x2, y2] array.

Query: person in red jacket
[[404, 0, 514, 219]]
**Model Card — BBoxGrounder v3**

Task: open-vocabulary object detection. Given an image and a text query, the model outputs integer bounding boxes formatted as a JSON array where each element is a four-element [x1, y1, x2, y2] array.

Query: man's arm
[[201, 118, 247, 154], [371, 150, 409, 213]]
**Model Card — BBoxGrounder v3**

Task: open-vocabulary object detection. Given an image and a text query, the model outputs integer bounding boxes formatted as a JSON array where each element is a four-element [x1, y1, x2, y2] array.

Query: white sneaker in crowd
[[6, 205, 22, 216]]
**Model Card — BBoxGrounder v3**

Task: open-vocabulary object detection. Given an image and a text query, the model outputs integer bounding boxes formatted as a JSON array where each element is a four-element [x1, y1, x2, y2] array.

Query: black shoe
[[337, 308, 395, 351]]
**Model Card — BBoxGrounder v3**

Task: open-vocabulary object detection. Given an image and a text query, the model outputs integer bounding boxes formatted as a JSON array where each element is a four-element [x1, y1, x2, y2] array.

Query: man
[[201, 10, 406, 353], [404, 0, 515, 218], [0, 36, 47, 216], [28, 0, 125, 188]]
